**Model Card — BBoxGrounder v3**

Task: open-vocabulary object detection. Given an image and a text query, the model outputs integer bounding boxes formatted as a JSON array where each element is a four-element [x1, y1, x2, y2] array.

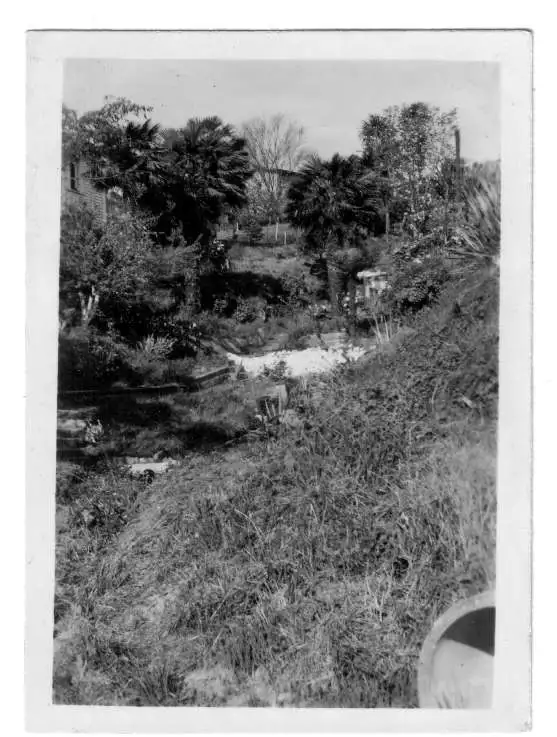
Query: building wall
[[61, 160, 107, 226]]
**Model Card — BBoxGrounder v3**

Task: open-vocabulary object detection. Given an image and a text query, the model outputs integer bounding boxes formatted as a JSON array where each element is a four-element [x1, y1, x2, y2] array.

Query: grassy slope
[[53, 267, 498, 707], [227, 242, 312, 279]]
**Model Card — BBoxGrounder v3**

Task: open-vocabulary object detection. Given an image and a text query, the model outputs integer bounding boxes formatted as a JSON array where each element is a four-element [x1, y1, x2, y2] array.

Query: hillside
[[53, 265, 498, 707]]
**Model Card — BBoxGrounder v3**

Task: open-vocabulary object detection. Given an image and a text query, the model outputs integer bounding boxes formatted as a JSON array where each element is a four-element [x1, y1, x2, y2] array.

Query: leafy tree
[[286, 153, 379, 313], [59, 204, 157, 328], [156, 117, 253, 312], [242, 114, 310, 241], [63, 103, 253, 316], [361, 103, 458, 247], [62, 101, 252, 255]]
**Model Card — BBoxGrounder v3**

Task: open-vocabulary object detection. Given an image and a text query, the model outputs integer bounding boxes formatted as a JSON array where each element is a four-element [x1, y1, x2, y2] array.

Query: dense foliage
[[360, 102, 459, 241], [63, 99, 253, 251]]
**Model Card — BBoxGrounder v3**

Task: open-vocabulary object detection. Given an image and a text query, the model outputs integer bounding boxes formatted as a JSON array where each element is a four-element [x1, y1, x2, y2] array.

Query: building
[[61, 159, 123, 226], [356, 269, 388, 302]]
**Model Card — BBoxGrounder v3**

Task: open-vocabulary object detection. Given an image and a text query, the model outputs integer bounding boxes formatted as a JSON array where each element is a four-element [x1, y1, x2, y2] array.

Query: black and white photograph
[[25, 30, 532, 731]]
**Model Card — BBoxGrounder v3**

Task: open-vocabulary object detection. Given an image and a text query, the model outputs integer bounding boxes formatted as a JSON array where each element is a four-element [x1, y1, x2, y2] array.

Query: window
[[70, 162, 78, 191]]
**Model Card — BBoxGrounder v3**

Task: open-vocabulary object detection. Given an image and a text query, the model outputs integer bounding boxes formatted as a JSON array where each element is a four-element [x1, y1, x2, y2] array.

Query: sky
[[64, 59, 500, 162]]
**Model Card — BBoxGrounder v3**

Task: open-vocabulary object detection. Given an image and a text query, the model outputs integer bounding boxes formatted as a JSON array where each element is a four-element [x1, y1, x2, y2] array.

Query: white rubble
[[226, 345, 369, 378]]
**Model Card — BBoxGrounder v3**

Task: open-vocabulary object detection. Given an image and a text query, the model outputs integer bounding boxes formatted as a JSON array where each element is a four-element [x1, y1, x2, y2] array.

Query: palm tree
[[160, 117, 253, 314], [97, 119, 167, 207], [286, 153, 378, 314], [360, 113, 399, 241], [166, 117, 253, 246]]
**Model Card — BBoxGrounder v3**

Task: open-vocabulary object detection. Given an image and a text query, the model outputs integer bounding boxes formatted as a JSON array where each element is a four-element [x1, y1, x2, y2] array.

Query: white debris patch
[[226, 345, 369, 378]]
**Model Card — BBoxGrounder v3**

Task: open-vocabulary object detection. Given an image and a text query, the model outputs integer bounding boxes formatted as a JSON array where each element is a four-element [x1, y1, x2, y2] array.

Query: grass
[[218, 222, 301, 248], [53, 264, 498, 707], [54, 411, 495, 706], [227, 241, 311, 280], [58, 376, 283, 461]]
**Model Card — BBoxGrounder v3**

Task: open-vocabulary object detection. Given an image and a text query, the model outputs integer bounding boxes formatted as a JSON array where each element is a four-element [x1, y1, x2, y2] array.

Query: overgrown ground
[[53, 266, 498, 707]]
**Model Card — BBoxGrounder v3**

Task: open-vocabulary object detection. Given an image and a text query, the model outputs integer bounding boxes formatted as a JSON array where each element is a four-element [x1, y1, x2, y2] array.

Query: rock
[[127, 459, 178, 478]]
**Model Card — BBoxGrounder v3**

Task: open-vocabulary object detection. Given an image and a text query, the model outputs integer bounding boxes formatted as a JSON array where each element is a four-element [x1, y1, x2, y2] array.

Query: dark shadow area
[[57, 388, 251, 463], [200, 270, 287, 310], [94, 395, 175, 429], [163, 421, 247, 450], [443, 606, 495, 655]]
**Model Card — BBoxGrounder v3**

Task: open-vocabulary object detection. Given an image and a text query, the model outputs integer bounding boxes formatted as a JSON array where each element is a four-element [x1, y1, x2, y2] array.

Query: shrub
[[277, 273, 312, 309], [150, 308, 203, 357], [205, 239, 231, 273], [383, 258, 450, 315], [280, 321, 317, 351], [450, 174, 500, 266], [58, 328, 133, 391], [136, 335, 176, 361], [262, 359, 289, 382], [59, 203, 159, 331], [234, 297, 267, 324], [213, 297, 231, 315]]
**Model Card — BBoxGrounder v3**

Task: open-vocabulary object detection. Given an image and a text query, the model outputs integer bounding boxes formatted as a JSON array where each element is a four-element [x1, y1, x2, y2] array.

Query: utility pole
[[454, 127, 462, 202]]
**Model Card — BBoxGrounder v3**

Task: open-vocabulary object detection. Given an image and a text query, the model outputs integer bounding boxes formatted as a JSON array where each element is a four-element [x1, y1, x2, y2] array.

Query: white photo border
[[25, 29, 532, 732]]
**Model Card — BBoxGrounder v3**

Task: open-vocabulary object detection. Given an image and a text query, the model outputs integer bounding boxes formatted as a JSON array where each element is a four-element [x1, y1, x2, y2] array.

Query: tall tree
[[286, 153, 379, 314], [242, 114, 310, 241], [164, 117, 252, 245], [62, 101, 253, 316], [360, 112, 399, 242], [160, 117, 253, 314], [361, 103, 458, 246], [396, 102, 457, 238]]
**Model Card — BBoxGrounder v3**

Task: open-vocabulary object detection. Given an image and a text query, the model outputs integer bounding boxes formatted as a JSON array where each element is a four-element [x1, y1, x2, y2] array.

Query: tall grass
[[53, 265, 498, 706]]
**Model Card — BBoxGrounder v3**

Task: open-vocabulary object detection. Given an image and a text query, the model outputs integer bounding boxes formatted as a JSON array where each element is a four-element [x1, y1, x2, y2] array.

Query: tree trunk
[[275, 219, 279, 243], [79, 287, 99, 327], [385, 207, 390, 243], [325, 238, 341, 316]]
